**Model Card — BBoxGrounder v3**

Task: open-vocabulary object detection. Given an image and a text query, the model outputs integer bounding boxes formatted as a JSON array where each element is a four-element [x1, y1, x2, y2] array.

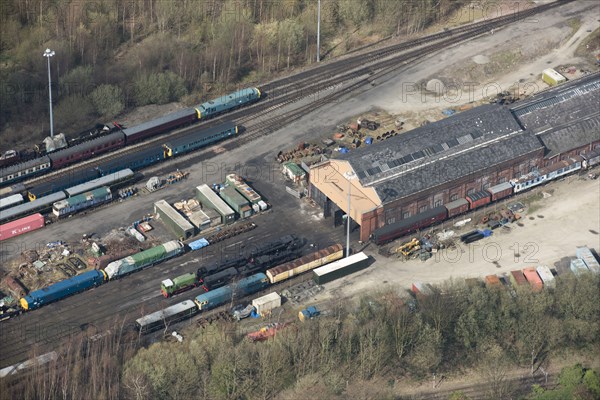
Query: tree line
[[1, 272, 598, 400], [0, 0, 464, 146]]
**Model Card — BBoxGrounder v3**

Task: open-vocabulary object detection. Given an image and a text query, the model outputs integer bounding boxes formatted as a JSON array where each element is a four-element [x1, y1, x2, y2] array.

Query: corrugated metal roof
[[313, 252, 369, 276], [487, 182, 513, 193], [123, 108, 196, 137], [154, 200, 194, 231], [196, 184, 235, 217]]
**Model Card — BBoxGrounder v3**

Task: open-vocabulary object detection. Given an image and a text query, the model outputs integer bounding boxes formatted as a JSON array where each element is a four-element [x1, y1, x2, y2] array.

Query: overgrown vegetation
[[0, 0, 467, 146], [2, 273, 598, 399], [527, 364, 600, 400]]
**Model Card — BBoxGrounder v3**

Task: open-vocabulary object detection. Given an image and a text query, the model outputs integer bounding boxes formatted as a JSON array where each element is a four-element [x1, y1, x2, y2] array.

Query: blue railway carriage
[[194, 272, 269, 311], [164, 123, 238, 157], [0, 191, 66, 223], [28, 168, 99, 200], [197, 88, 261, 119], [95, 147, 164, 176], [20, 269, 106, 310], [0, 156, 51, 186]]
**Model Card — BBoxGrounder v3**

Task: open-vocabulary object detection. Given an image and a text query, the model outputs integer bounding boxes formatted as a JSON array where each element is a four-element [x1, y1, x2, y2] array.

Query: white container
[[252, 292, 281, 315]]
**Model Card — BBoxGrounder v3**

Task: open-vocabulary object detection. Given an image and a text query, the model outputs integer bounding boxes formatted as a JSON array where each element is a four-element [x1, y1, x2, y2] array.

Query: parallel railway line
[[20, 0, 570, 188]]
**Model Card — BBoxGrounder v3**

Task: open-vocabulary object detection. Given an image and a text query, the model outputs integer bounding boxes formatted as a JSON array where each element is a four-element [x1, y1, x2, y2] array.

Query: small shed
[[252, 292, 281, 315], [219, 186, 252, 218], [154, 200, 195, 239], [196, 184, 235, 224], [283, 162, 306, 183], [542, 68, 566, 86]]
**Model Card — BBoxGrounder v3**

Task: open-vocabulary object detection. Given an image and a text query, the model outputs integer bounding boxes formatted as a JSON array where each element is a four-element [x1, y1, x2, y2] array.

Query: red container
[[522, 267, 543, 292], [509, 270, 527, 286], [466, 190, 491, 210], [0, 213, 45, 241], [485, 275, 501, 288]]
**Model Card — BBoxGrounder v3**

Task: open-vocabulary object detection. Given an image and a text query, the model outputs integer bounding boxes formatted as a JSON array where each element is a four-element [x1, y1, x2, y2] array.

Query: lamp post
[[43, 48, 55, 138], [316, 0, 321, 62], [345, 171, 356, 257]]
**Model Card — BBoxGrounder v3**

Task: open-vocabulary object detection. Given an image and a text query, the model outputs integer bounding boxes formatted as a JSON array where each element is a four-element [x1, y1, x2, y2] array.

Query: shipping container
[[509, 270, 527, 287], [154, 200, 195, 239], [266, 244, 344, 284], [195, 184, 235, 224], [443, 198, 469, 217], [464, 278, 483, 288], [226, 174, 262, 204], [20, 269, 106, 310], [219, 186, 251, 217], [466, 190, 491, 210], [161, 272, 198, 297], [313, 252, 370, 285], [53, 186, 112, 217], [135, 300, 198, 334], [542, 68, 566, 86], [536, 265, 555, 288], [554, 264, 571, 276], [252, 292, 281, 315], [575, 247, 600, 274], [522, 267, 543, 291], [0, 194, 24, 210], [570, 259, 589, 276], [104, 240, 184, 279], [0, 213, 45, 241], [485, 275, 502, 288], [372, 206, 448, 245], [486, 182, 514, 201]]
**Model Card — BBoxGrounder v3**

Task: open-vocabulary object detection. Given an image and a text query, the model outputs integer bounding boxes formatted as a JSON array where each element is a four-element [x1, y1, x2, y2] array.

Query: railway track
[[20, 0, 571, 188], [0, 0, 575, 374]]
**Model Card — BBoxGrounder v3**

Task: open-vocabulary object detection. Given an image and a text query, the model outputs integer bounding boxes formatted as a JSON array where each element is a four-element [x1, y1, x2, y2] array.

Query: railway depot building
[[309, 74, 600, 243]]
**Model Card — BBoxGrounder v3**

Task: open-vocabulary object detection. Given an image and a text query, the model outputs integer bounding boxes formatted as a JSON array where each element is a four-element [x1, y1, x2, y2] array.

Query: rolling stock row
[[0, 123, 238, 229], [7, 235, 302, 320], [137, 244, 356, 334], [0, 88, 260, 186], [372, 153, 600, 245]]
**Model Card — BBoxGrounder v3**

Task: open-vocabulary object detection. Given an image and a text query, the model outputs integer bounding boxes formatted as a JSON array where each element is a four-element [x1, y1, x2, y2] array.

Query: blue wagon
[[164, 123, 238, 157], [20, 269, 106, 310], [194, 272, 269, 310]]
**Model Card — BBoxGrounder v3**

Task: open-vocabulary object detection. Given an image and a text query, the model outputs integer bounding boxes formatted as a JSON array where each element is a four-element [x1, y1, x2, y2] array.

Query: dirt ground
[[313, 173, 600, 302]]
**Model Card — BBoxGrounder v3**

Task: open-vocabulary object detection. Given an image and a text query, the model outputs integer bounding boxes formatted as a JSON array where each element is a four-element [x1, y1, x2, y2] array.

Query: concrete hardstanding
[[195, 184, 235, 224], [154, 200, 195, 239], [312, 252, 369, 285]]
